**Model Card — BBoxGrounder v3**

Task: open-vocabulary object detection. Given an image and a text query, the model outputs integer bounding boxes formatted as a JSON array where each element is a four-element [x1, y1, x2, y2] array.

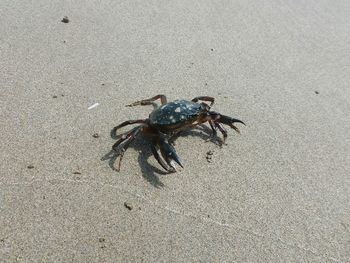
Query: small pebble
[[92, 133, 99, 138], [27, 165, 34, 169], [124, 202, 133, 210], [73, 171, 81, 175], [61, 16, 69, 23]]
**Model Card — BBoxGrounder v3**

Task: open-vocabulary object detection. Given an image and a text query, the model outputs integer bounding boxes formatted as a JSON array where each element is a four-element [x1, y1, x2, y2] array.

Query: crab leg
[[214, 122, 228, 144], [192, 96, 215, 107], [114, 127, 142, 171], [204, 120, 217, 143], [208, 120, 217, 137], [112, 126, 140, 150], [126, 94, 168, 107], [112, 120, 146, 136]]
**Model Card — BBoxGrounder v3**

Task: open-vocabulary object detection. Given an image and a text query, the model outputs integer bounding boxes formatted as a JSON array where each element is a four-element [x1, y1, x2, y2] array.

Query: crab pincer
[[158, 137, 184, 171]]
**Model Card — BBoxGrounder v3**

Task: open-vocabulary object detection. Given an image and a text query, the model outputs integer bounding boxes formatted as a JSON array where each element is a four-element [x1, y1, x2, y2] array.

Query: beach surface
[[1, 0, 349, 262]]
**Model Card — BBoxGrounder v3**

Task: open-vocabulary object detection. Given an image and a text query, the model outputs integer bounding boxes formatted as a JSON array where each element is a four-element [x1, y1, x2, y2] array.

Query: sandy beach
[[1, 0, 349, 262]]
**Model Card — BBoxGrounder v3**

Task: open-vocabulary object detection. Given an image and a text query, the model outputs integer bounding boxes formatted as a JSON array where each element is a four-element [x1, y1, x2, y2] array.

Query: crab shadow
[[101, 124, 221, 188]]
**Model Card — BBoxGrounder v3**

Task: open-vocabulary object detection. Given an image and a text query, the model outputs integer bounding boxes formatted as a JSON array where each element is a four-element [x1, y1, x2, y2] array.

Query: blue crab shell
[[149, 100, 205, 126]]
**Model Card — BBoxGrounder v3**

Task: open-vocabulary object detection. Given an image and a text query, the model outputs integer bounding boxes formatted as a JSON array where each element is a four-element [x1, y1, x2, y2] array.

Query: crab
[[112, 94, 245, 172]]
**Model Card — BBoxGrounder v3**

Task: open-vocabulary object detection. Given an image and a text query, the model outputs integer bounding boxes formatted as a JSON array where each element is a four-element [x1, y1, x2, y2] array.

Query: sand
[[1, 0, 349, 262]]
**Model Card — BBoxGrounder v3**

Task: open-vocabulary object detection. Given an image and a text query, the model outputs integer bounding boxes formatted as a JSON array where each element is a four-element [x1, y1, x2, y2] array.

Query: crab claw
[[229, 118, 245, 134], [158, 138, 184, 171], [229, 117, 245, 126], [231, 124, 241, 134], [216, 114, 245, 133], [169, 149, 184, 169], [150, 144, 172, 172]]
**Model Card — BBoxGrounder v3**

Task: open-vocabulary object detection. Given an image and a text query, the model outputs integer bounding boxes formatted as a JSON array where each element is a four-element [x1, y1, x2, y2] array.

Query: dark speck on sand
[[124, 202, 133, 210], [61, 16, 69, 23]]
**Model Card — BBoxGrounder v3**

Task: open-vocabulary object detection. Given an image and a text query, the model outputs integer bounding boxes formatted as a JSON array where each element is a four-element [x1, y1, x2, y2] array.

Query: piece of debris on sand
[[61, 16, 69, 23], [206, 150, 214, 163], [124, 202, 133, 210]]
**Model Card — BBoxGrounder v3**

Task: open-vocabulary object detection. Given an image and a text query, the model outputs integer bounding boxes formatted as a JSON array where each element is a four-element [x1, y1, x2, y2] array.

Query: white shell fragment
[[88, 102, 100, 110]]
